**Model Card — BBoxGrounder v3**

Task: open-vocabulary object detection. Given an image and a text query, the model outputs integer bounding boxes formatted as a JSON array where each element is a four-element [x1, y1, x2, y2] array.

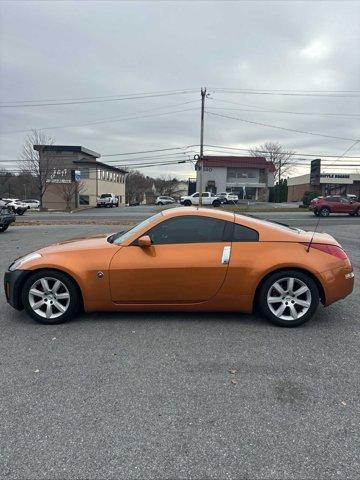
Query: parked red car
[[309, 196, 360, 216]]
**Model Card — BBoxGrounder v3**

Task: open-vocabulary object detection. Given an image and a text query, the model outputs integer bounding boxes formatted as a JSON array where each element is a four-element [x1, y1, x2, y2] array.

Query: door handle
[[221, 246, 231, 264]]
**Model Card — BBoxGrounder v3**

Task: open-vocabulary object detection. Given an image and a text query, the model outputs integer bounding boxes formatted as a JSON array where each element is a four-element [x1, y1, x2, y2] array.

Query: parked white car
[[22, 199, 40, 209], [155, 196, 176, 205], [217, 192, 238, 204], [180, 192, 221, 207], [97, 193, 119, 208]]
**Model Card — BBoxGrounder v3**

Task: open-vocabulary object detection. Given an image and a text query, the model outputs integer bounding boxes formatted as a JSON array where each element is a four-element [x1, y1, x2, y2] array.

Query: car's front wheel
[[22, 270, 80, 324], [183, 200, 192, 206], [258, 270, 319, 327], [212, 200, 221, 207]]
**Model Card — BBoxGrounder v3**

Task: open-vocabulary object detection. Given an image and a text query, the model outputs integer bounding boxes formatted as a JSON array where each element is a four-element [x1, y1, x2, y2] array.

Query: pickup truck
[[180, 192, 221, 207], [0, 202, 16, 232], [96, 193, 119, 208]]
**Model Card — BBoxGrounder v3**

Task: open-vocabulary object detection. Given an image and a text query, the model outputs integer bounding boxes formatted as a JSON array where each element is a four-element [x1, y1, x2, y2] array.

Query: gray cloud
[[0, 0, 359, 178]]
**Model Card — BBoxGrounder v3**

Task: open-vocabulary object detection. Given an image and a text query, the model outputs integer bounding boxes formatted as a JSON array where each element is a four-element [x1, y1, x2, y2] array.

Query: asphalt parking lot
[[0, 220, 359, 479]]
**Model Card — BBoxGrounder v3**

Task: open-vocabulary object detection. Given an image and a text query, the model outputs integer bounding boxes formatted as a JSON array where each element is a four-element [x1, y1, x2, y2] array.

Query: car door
[[339, 197, 353, 213], [109, 215, 232, 304]]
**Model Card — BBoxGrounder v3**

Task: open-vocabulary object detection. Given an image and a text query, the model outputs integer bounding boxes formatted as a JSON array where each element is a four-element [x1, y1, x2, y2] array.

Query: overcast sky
[[0, 0, 359, 179]]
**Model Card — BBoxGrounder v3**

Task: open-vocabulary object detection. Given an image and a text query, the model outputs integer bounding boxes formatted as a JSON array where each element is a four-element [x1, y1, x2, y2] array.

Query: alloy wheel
[[28, 276, 70, 319], [266, 277, 312, 321]]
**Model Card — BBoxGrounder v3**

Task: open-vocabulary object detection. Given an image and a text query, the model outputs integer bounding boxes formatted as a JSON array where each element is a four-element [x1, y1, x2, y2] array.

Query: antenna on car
[[307, 213, 321, 253]]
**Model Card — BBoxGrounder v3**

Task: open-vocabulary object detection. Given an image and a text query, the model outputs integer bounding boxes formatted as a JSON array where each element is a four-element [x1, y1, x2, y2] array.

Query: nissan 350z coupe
[[4, 208, 354, 327]]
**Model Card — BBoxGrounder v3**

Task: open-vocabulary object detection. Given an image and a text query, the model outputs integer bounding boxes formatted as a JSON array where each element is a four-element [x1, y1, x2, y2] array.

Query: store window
[[79, 195, 90, 205]]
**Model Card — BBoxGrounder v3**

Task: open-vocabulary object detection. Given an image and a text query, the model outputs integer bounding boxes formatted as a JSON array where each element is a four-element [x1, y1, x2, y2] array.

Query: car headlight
[[9, 253, 42, 271]]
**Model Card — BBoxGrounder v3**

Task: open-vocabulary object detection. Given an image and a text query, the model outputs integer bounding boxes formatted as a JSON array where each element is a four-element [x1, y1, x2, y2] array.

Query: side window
[[193, 193, 199, 198], [232, 223, 259, 242], [147, 216, 227, 245], [340, 198, 349, 204]]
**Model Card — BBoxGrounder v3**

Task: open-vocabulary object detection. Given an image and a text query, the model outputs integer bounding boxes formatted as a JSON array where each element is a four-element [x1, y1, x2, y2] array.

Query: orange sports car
[[4, 207, 354, 327]]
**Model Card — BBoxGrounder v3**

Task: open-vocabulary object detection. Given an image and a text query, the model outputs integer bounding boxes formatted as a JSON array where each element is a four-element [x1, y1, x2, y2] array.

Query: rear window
[[233, 223, 259, 242]]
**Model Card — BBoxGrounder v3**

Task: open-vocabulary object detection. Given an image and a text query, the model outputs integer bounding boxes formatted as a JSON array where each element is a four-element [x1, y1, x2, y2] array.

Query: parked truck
[[180, 192, 221, 207], [96, 193, 119, 208]]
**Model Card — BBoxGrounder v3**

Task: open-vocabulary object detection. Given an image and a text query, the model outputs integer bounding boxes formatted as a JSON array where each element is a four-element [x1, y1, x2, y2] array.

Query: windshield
[[109, 212, 163, 245], [100, 194, 111, 198]]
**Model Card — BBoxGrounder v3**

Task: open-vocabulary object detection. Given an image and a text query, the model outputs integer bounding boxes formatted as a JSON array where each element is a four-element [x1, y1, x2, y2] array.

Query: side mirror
[[138, 235, 152, 247]]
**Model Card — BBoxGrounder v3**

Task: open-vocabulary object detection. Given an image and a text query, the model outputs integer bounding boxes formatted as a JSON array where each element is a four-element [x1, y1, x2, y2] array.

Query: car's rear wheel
[[157, 202, 163, 206], [0, 224, 9, 232], [22, 270, 80, 324], [258, 270, 319, 327], [319, 207, 330, 217]]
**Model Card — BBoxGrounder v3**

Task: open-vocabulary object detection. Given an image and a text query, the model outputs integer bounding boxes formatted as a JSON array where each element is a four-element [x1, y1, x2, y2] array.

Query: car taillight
[[306, 243, 348, 260]]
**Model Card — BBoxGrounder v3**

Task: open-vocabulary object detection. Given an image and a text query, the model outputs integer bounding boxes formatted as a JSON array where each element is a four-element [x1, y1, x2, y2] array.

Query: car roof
[[160, 207, 306, 242]]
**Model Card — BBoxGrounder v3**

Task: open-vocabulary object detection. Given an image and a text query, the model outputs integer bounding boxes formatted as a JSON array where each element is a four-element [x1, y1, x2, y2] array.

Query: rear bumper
[[3, 270, 28, 310], [319, 263, 355, 306]]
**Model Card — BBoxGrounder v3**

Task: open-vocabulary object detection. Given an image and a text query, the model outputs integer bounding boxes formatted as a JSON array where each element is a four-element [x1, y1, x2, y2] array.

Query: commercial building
[[34, 145, 127, 210], [287, 172, 360, 202], [195, 156, 275, 201]]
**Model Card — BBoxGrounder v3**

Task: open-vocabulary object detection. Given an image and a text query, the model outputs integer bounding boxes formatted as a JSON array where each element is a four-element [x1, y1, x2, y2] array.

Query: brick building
[[34, 145, 127, 210], [287, 172, 360, 202]]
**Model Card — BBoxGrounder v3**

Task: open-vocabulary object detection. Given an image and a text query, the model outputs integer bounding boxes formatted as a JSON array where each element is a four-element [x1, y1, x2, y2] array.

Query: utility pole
[[198, 87, 206, 206], [278, 158, 281, 203]]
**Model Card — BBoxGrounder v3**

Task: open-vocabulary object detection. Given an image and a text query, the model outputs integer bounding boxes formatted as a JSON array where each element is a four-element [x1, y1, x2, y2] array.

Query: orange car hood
[[38, 233, 117, 254]]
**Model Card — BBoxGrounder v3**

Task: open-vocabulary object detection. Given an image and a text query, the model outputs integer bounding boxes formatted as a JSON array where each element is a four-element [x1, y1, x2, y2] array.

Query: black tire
[[258, 269, 319, 327], [183, 200, 192, 206], [212, 200, 221, 207], [319, 207, 330, 217], [313, 211, 319, 216], [0, 224, 9, 232], [17, 210, 25, 216], [22, 269, 80, 325]]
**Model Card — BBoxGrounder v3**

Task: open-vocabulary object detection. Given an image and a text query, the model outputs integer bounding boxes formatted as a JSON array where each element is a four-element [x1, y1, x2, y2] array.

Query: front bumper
[[3, 269, 29, 310], [0, 215, 16, 227]]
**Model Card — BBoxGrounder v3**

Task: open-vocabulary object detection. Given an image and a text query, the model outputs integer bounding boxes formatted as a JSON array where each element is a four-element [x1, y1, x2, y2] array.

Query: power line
[[102, 145, 198, 157], [0, 88, 198, 105], [205, 110, 359, 142], [0, 103, 199, 134], [0, 90, 198, 108], [208, 97, 360, 118], [209, 87, 360, 98]]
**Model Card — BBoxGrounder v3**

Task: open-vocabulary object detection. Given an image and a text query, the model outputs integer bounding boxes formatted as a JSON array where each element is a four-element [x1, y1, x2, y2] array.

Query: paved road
[[18, 204, 360, 227], [0, 222, 359, 479]]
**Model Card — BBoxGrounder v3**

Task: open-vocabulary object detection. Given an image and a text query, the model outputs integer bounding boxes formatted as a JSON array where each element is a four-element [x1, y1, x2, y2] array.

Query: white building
[[196, 156, 276, 201]]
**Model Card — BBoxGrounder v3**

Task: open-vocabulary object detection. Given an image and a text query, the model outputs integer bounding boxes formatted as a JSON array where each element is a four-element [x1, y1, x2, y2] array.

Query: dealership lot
[[0, 220, 359, 479]]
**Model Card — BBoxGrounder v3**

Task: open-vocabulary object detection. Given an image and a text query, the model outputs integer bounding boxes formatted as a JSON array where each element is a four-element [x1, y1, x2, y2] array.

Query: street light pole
[[198, 87, 206, 206]]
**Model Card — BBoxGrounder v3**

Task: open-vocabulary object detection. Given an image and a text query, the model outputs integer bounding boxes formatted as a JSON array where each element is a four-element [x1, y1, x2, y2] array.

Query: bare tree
[[55, 180, 86, 211], [249, 142, 295, 183], [20, 129, 56, 208], [154, 175, 179, 197], [125, 171, 153, 204]]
